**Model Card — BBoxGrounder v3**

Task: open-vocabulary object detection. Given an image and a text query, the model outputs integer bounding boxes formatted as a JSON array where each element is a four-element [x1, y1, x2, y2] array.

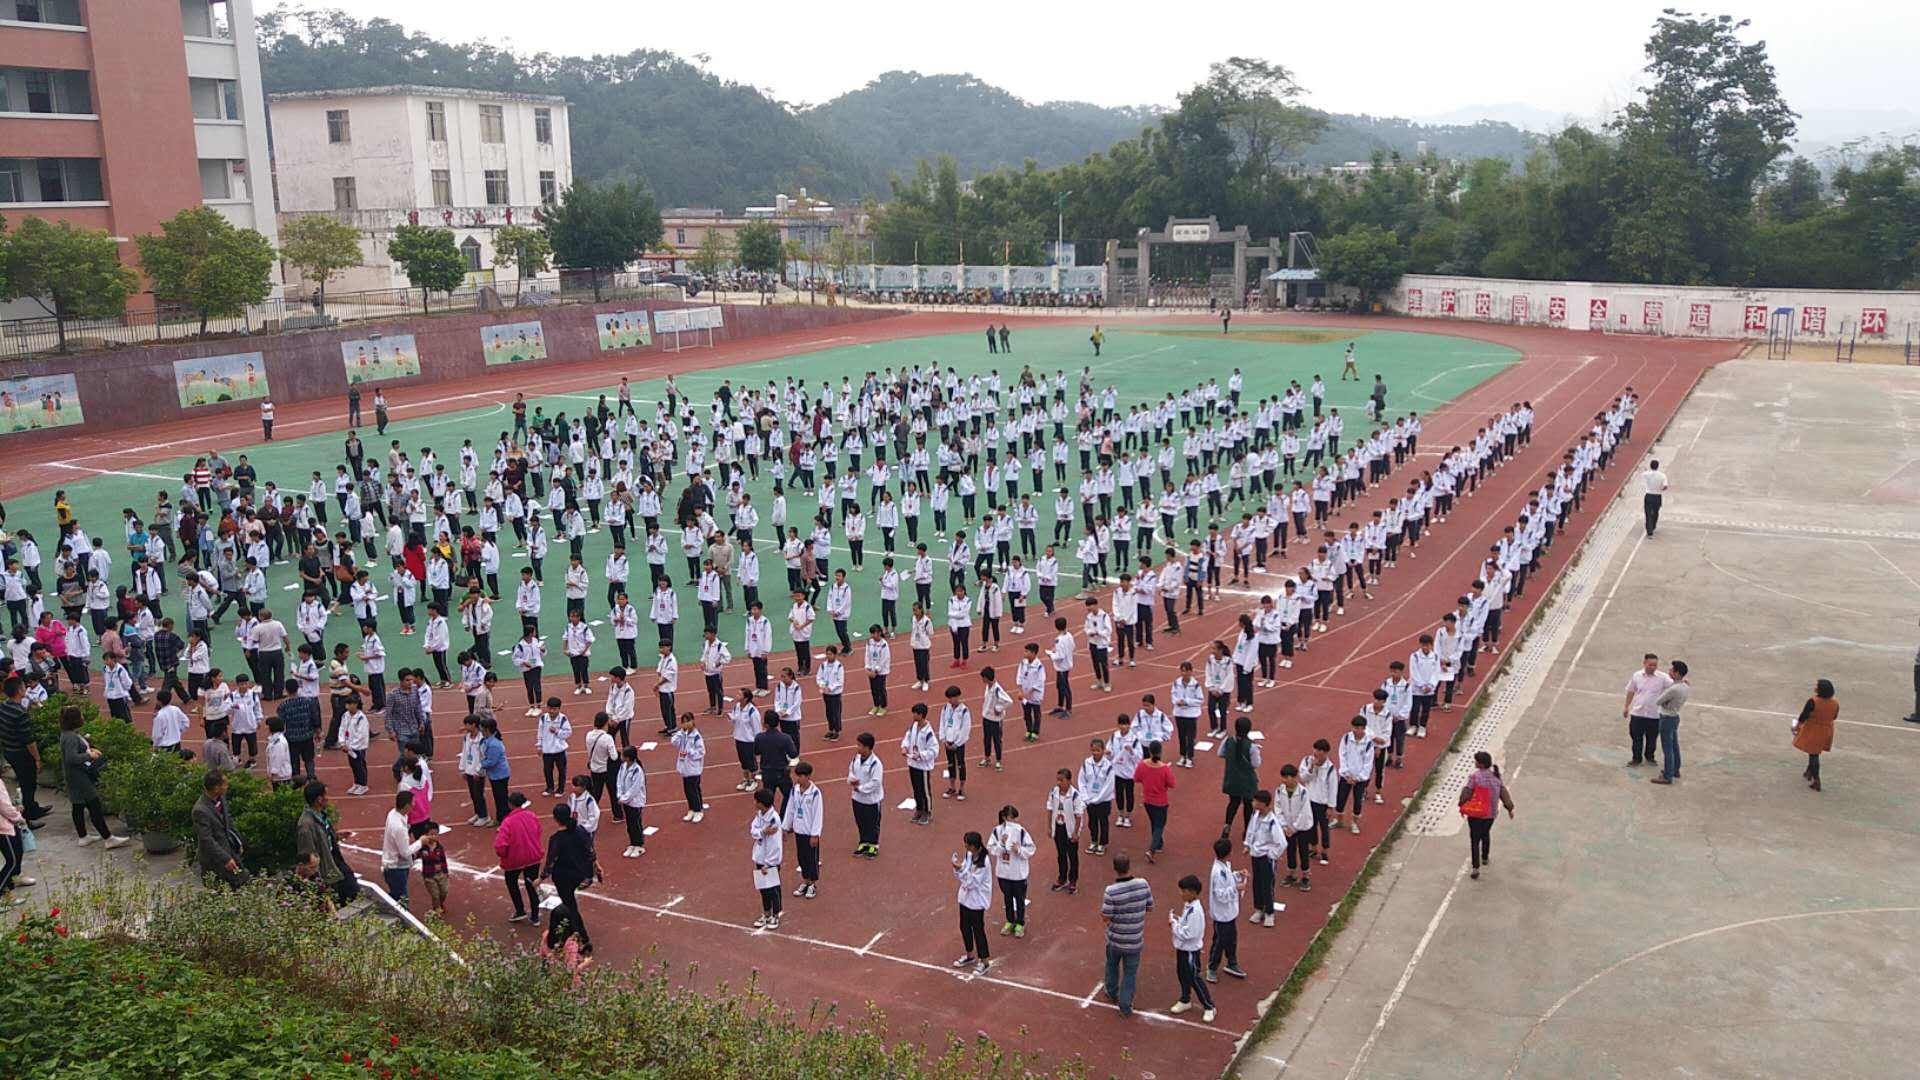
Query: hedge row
[[21, 877, 1074, 1079], [27, 694, 306, 871]]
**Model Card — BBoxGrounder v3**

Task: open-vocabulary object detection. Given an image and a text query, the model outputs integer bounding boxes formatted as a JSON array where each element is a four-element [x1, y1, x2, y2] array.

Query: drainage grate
[[1407, 504, 1638, 836]]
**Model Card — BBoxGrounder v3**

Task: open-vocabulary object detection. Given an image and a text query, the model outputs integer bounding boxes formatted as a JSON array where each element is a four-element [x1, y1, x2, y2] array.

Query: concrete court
[[1246, 358, 1920, 1079]]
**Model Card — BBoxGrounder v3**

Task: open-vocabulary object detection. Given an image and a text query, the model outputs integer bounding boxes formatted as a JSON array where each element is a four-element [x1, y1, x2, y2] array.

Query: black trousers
[[852, 799, 881, 847], [1052, 822, 1079, 884], [2, 750, 47, 815], [1629, 714, 1660, 763], [1207, 916, 1239, 973], [999, 876, 1028, 925], [1643, 492, 1662, 535]]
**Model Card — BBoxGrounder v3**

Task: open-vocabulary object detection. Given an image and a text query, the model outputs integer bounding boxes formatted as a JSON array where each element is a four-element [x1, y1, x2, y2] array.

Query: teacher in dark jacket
[[540, 802, 595, 954], [192, 769, 247, 887], [295, 779, 358, 904], [59, 704, 124, 848]]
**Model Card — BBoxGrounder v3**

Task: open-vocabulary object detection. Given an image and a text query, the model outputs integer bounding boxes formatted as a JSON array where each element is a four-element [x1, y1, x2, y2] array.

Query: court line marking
[[338, 842, 1234, 1037], [1504, 907, 1920, 1078]]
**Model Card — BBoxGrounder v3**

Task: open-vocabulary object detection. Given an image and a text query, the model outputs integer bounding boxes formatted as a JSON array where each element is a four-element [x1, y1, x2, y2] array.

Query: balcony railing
[[279, 204, 552, 232]]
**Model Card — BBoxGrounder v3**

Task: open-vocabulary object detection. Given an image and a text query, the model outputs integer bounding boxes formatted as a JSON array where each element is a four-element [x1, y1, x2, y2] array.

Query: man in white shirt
[[1642, 458, 1668, 537], [381, 789, 425, 907], [1623, 652, 1672, 767]]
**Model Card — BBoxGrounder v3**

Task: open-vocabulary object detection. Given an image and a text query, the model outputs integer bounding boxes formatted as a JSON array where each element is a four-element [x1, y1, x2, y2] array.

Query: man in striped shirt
[[1099, 854, 1154, 1017]]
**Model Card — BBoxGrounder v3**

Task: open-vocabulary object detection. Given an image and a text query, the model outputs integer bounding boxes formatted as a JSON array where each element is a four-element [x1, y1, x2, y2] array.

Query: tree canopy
[[277, 214, 362, 312], [0, 217, 141, 348], [386, 224, 467, 312], [134, 207, 277, 333], [544, 179, 663, 299]]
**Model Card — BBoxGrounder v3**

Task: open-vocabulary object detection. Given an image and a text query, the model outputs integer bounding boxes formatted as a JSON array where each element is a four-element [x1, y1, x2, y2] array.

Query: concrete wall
[[0, 299, 901, 446], [1388, 274, 1920, 342]]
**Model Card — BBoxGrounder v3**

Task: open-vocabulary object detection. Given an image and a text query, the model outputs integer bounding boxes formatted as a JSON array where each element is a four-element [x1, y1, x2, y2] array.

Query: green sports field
[[36, 324, 1517, 681]]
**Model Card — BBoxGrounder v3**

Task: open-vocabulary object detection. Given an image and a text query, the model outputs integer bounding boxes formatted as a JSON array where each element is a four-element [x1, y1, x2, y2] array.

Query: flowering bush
[[34, 874, 1078, 1079]]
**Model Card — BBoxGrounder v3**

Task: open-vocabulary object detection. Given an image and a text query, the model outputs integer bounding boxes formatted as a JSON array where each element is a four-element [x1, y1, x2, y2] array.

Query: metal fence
[[0, 272, 689, 361]]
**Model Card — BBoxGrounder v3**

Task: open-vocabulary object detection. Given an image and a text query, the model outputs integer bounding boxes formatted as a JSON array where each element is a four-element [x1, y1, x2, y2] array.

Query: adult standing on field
[[1642, 459, 1668, 537], [1340, 342, 1359, 381], [1099, 853, 1152, 1017], [1457, 751, 1514, 880], [1792, 679, 1839, 792], [1649, 660, 1691, 785], [1089, 326, 1104, 357], [1623, 653, 1670, 768]]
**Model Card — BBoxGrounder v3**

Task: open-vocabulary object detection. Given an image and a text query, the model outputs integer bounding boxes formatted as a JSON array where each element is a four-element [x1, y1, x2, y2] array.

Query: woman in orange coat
[[1791, 679, 1838, 792]]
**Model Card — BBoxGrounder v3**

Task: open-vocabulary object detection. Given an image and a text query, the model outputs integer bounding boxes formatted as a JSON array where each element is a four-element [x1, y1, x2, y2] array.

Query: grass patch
[[1131, 327, 1365, 346]]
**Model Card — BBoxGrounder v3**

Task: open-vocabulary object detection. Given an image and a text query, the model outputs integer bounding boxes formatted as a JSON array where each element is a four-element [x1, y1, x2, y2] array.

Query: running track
[[9, 313, 1737, 1077]]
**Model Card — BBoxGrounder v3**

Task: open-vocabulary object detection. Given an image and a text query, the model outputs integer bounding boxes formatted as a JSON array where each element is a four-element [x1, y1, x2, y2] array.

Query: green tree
[[735, 221, 783, 278], [277, 214, 362, 315], [492, 224, 553, 299], [691, 227, 731, 285], [1314, 224, 1409, 307], [386, 224, 467, 314], [134, 207, 276, 334], [0, 217, 141, 350], [1607, 11, 1796, 281], [544, 178, 663, 300]]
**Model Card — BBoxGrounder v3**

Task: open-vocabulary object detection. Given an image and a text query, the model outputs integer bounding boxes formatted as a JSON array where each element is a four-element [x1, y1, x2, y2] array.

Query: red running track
[[12, 313, 1736, 1077]]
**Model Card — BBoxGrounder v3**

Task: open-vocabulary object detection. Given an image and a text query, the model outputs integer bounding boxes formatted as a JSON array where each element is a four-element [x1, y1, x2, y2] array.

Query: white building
[[268, 85, 572, 294]]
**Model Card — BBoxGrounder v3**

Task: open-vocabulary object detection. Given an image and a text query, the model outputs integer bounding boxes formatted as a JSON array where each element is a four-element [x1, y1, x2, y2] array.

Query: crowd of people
[[0, 341, 1647, 1019]]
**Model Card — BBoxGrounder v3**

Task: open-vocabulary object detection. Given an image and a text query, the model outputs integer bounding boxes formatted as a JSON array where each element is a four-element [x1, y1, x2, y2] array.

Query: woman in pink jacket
[[494, 791, 545, 926]]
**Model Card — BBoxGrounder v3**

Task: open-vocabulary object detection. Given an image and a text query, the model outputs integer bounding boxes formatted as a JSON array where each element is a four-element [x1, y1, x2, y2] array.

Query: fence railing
[[0, 272, 690, 361]]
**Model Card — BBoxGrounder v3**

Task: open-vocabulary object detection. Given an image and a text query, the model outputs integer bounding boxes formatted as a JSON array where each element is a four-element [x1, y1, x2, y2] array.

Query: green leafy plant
[[134, 206, 277, 333], [0, 217, 140, 350], [386, 224, 468, 314], [278, 213, 363, 314]]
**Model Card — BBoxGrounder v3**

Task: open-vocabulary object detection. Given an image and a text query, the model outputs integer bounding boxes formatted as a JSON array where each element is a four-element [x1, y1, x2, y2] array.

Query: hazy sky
[[276, 0, 1915, 126]]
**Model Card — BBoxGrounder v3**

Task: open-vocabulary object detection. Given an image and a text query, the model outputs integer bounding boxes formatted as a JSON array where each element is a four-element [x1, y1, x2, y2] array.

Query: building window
[[34, 158, 64, 201], [431, 169, 452, 207], [426, 100, 447, 142], [332, 176, 356, 210], [479, 104, 505, 144], [14, 0, 82, 26], [326, 109, 351, 144], [539, 170, 557, 205], [460, 236, 482, 272], [0, 160, 19, 203], [198, 159, 230, 200], [189, 78, 240, 121], [0, 157, 101, 202], [483, 169, 509, 206], [534, 107, 552, 145]]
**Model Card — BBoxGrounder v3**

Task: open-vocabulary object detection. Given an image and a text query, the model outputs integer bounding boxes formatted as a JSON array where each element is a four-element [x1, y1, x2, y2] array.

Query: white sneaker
[[1169, 1001, 1191, 1015], [752, 914, 770, 929], [1335, 607, 1345, 616], [77, 835, 100, 847], [1264, 912, 1277, 926], [1202, 1007, 1216, 1022], [1349, 822, 1361, 835], [794, 883, 810, 897], [953, 954, 975, 968], [683, 811, 695, 822], [104, 835, 130, 850], [691, 812, 704, 823], [765, 916, 780, 929]]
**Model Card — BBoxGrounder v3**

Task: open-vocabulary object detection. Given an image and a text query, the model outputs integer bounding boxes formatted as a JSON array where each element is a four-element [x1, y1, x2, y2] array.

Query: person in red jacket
[[494, 792, 545, 925], [1135, 740, 1176, 862]]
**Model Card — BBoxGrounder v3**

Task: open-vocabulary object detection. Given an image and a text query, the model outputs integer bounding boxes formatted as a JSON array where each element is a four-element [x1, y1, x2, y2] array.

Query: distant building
[[269, 85, 571, 294], [0, 0, 280, 314], [659, 190, 847, 269]]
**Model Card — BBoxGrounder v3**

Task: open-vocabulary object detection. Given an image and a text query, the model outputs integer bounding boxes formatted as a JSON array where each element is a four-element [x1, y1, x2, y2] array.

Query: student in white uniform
[[951, 830, 993, 974], [1169, 874, 1217, 1021], [671, 711, 707, 822], [1045, 768, 1086, 894], [749, 787, 784, 929], [782, 761, 824, 898], [846, 731, 885, 858], [987, 804, 1037, 938]]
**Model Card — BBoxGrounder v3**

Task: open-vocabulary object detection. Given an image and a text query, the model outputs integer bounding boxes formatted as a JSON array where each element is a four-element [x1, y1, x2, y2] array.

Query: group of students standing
[[10, 336, 1640, 1017]]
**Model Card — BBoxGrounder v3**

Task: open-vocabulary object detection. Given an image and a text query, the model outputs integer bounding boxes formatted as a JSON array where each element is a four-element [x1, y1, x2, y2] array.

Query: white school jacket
[[1170, 677, 1204, 718], [1209, 859, 1240, 922], [536, 712, 573, 754], [901, 721, 939, 770], [1299, 755, 1337, 805], [1172, 898, 1208, 952], [1275, 784, 1314, 833], [750, 808, 784, 868], [1243, 808, 1284, 859], [1338, 731, 1375, 782], [987, 821, 1037, 881], [846, 753, 885, 805], [671, 728, 706, 776], [782, 783, 824, 837], [1077, 754, 1116, 804], [938, 702, 972, 747], [1045, 785, 1087, 839]]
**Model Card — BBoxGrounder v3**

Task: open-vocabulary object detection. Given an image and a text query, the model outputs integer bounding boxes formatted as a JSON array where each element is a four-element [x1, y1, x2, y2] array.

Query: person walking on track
[[1457, 751, 1514, 879]]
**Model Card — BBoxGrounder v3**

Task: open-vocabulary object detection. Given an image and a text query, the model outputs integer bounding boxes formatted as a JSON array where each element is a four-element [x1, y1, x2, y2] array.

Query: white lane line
[[43, 462, 177, 482], [858, 931, 885, 956], [1561, 686, 1918, 734], [340, 842, 1229, 1034]]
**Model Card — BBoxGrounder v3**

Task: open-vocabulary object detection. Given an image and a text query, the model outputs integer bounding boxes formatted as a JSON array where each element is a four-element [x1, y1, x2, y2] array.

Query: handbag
[[19, 822, 37, 853], [1459, 784, 1493, 818]]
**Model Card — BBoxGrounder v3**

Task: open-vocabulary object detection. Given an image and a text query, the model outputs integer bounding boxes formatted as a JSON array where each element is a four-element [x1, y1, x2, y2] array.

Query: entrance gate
[[1105, 217, 1285, 308]]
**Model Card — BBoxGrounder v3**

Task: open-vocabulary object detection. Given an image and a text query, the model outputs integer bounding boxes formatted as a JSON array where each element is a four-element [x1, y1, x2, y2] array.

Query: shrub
[[38, 875, 1077, 1078], [32, 693, 305, 870]]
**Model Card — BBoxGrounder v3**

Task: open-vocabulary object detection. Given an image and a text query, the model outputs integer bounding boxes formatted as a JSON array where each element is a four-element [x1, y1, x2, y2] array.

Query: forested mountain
[[798, 72, 1162, 181], [258, 10, 877, 209], [258, 11, 1535, 207]]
